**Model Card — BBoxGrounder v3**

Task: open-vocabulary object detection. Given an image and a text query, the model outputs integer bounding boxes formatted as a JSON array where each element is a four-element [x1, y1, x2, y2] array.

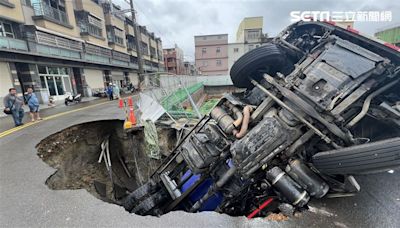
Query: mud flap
[[312, 137, 400, 174]]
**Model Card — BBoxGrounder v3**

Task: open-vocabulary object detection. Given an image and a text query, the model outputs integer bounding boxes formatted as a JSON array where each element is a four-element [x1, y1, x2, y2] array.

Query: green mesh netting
[[161, 82, 204, 111], [160, 83, 220, 118]]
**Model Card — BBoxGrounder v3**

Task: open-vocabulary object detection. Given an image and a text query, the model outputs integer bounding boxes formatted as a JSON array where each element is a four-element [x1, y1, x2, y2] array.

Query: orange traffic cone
[[127, 96, 133, 107], [129, 107, 137, 125], [118, 98, 124, 109]]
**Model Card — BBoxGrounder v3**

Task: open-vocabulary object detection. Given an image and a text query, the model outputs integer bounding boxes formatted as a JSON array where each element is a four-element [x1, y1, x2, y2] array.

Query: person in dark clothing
[[3, 88, 24, 127], [106, 83, 114, 101]]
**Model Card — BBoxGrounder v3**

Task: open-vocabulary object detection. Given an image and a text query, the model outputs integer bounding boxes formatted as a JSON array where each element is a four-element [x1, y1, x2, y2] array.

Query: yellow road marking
[[0, 101, 110, 139]]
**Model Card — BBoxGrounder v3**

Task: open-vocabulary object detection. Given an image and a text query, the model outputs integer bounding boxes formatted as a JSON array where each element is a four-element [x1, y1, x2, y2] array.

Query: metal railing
[[32, 2, 69, 25], [0, 36, 28, 51]]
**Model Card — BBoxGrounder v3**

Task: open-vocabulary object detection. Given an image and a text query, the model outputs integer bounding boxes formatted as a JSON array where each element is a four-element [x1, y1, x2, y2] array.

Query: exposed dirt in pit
[[36, 120, 177, 204], [266, 213, 289, 221], [35, 120, 295, 218]]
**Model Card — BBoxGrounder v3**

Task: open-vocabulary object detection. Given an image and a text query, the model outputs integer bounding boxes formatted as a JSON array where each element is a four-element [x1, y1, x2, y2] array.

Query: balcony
[[32, 2, 71, 28], [0, 33, 137, 70], [35, 43, 81, 59], [0, 36, 28, 51]]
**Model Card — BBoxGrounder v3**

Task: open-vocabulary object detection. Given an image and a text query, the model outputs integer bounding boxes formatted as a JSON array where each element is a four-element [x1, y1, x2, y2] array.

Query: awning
[[35, 26, 84, 42]]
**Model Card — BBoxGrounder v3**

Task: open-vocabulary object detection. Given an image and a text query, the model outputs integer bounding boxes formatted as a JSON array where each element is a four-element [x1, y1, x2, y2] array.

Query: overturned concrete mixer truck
[[122, 20, 400, 217]]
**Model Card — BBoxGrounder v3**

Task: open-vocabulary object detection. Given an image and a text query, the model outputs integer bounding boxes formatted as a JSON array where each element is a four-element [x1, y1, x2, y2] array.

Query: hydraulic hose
[[225, 102, 244, 128], [235, 106, 252, 139]]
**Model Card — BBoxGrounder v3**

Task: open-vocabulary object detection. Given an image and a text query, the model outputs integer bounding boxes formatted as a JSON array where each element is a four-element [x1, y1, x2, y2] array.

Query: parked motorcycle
[[64, 93, 82, 106]]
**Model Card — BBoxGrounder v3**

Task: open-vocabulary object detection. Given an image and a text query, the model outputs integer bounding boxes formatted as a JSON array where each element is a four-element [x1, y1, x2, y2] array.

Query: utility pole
[[129, 0, 145, 90]]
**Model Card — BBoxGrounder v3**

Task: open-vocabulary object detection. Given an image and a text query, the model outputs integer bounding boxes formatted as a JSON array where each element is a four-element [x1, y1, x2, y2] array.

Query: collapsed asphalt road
[[0, 101, 399, 227]]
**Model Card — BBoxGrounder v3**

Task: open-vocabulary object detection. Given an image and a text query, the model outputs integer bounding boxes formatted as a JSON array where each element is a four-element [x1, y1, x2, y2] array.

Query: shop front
[[38, 66, 73, 101]]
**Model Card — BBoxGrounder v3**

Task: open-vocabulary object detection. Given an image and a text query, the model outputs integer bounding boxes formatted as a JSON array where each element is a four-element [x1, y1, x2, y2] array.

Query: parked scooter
[[65, 93, 82, 106]]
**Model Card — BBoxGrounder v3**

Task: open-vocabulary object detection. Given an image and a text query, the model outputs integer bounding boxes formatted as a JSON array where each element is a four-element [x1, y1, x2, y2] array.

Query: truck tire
[[230, 43, 287, 88], [312, 137, 400, 174]]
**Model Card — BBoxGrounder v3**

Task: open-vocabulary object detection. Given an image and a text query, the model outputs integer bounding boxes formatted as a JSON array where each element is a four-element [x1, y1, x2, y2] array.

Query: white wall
[[84, 69, 104, 90], [0, 62, 14, 109], [0, 62, 13, 96], [129, 72, 139, 87], [228, 43, 244, 71]]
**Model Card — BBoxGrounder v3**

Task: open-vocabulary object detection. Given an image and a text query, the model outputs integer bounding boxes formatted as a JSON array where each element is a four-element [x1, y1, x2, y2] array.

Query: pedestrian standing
[[3, 88, 24, 127], [113, 84, 120, 99], [24, 87, 42, 122], [106, 83, 114, 101]]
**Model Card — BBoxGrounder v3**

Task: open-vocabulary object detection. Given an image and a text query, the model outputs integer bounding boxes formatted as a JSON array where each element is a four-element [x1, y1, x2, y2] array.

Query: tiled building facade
[[0, 0, 164, 103]]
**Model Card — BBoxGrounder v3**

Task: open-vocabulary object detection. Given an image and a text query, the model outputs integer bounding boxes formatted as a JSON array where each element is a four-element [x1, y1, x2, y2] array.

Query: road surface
[[0, 100, 399, 227]]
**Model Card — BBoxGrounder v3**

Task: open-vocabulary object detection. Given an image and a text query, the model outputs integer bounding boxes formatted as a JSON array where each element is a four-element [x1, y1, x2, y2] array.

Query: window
[[113, 27, 124, 45], [88, 15, 102, 28], [202, 36, 207, 40], [216, 47, 220, 53], [127, 36, 136, 50], [150, 47, 156, 57], [40, 76, 47, 89], [86, 15, 102, 37], [233, 48, 239, 53], [38, 65, 47, 74], [33, 0, 69, 25], [202, 61, 208, 66], [248, 44, 254, 50], [48, 67, 59, 74], [0, 21, 14, 38], [216, 60, 221, 66], [246, 30, 260, 40], [202, 48, 206, 54], [217, 35, 222, 39], [256, 45, 260, 48], [59, 67, 68, 74], [140, 41, 148, 55]]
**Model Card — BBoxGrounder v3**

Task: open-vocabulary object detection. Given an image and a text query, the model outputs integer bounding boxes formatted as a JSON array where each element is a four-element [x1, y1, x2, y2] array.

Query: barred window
[[112, 50, 130, 62], [114, 27, 123, 37], [36, 31, 82, 51], [88, 15, 102, 28], [87, 24, 102, 37], [246, 30, 260, 40], [150, 47, 156, 56], [85, 43, 112, 57], [113, 27, 124, 45], [141, 41, 148, 55]]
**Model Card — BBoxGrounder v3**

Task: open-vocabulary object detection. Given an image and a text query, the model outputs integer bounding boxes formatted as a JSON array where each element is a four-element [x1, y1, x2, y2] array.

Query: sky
[[114, 0, 400, 61]]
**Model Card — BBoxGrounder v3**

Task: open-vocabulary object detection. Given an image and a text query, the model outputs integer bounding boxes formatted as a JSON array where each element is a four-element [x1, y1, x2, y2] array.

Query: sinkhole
[[36, 120, 177, 206], [35, 120, 287, 219]]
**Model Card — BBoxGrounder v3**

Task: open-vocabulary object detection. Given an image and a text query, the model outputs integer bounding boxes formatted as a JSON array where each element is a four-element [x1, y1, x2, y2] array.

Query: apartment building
[[183, 61, 197, 76], [0, 0, 164, 104], [163, 45, 184, 75], [194, 34, 228, 75], [236, 16, 263, 43]]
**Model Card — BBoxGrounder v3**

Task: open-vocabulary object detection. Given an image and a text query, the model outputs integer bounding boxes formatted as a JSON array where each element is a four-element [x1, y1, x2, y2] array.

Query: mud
[[36, 120, 177, 204]]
